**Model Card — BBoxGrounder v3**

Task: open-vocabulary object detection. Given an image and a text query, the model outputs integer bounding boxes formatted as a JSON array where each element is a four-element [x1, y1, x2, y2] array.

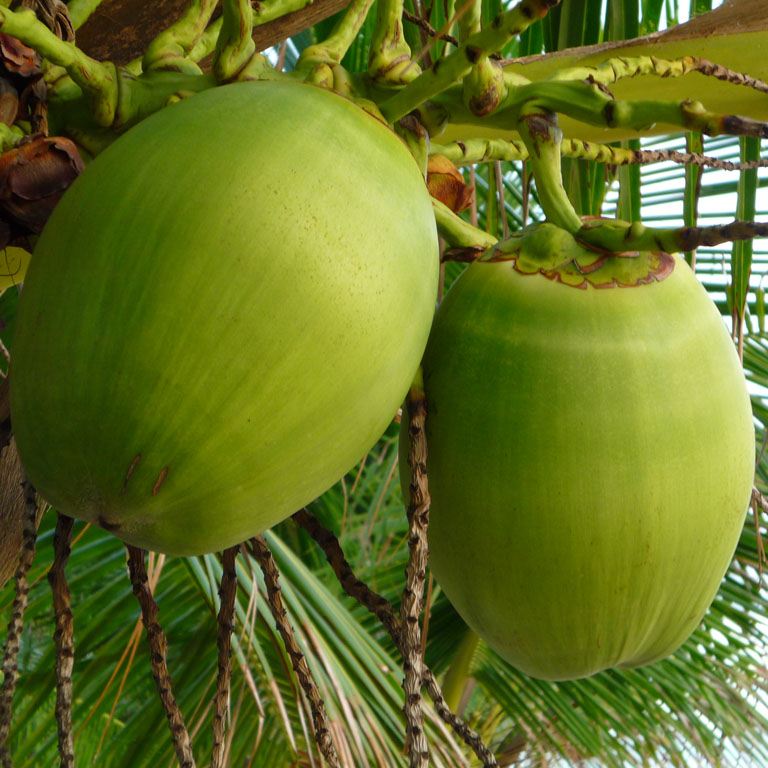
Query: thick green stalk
[[297, 0, 376, 68], [517, 108, 582, 233], [368, 0, 420, 84], [683, 132, 703, 267], [379, 0, 561, 122], [0, 7, 117, 126], [66, 0, 104, 30], [548, 54, 768, 95], [578, 218, 768, 255], [213, 0, 256, 83], [500, 79, 768, 138], [441, 630, 480, 715], [143, 0, 219, 74], [433, 199, 498, 249]]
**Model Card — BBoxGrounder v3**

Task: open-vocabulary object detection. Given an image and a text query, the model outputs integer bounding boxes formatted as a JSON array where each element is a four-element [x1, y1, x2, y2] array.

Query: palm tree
[[0, 0, 767, 766]]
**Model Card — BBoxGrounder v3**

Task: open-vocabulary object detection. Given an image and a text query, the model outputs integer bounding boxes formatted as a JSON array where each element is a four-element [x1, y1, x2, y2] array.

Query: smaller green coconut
[[402, 223, 754, 680], [12, 80, 439, 555]]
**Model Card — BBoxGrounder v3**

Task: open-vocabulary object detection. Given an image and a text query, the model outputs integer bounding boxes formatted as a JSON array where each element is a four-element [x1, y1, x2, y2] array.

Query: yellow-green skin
[[11, 80, 438, 556], [414, 227, 754, 680]]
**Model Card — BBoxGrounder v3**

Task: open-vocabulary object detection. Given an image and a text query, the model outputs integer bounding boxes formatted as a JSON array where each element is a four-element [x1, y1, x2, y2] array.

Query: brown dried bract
[[0, 136, 84, 237], [427, 154, 475, 213], [0, 32, 40, 79]]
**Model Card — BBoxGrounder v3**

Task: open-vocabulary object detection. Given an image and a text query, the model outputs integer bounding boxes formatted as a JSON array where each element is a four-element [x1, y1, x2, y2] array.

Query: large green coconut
[[11, 80, 438, 556], [406, 223, 754, 680]]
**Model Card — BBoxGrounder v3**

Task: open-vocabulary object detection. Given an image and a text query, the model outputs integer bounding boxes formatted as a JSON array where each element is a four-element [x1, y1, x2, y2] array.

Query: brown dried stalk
[[49, 513, 75, 768], [402, 9, 459, 47], [0, 475, 40, 768], [211, 546, 239, 768], [126, 545, 196, 768], [247, 535, 341, 768], [401, 380, 431, 768], [292, 508, 498, 766]]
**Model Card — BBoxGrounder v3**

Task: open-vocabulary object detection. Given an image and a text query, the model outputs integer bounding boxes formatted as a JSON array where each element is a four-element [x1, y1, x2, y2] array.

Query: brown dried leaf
[[427, 154, 475, 213], [0, 136, 84, 233], [0, 78, 18, 126], [0, 32, 40, 78]]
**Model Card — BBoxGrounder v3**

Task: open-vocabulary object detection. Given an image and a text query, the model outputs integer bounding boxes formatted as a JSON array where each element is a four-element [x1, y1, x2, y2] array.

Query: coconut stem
[[578, 218, 768, 254], [247, 535, 341, 768], [368, 0, 419, 84], [213, 0, 256, 82], [49, 514, 75, 768], [550, 55, 768, 95], [433, 199, 497, 251], [0, 7, 117, 126], [401, 373, 431, 768], [292, 507, 498, 765], [211, 546, 238, 768], [142, 0, 219, 74], [379, 0, 561, 123], [298, 0, 376, 71], [517, 108, 582, 233], [433, 136, 768, 171], [126, 545, 196, 768], [0, 477, 40, 768]]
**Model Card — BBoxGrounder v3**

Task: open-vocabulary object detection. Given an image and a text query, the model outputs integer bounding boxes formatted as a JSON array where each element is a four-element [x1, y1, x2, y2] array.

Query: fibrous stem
[[49, 514, 76, 768], [401, 370, 431, 768], [0, 478, 40, 768], [291, 508, 498, 766], [247, 535, 341, 768], [211, 546, 239, 768], [126, 545, 196, 768]]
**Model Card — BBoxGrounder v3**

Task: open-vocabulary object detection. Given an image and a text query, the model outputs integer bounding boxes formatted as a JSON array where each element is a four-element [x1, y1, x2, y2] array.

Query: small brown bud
[[427, 154, 475, 213]]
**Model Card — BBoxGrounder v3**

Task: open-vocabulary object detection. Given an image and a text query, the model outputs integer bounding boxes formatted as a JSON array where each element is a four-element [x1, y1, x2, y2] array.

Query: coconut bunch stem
[[297, 0, 376, 72], [433, 136, 768, 171], [0, 477, 40, 767], [211, 546, 238, 768], [141, 0, 219, 75], [578, 219, 768, 256], [292, 507, 499, 766], [49, 513, 75, 768], [379, 0, 561, 122], [246, 535, 342, 768], [551, 54, 768, 94], [126, 545, 196, 768], [400, 373, 432, 768]]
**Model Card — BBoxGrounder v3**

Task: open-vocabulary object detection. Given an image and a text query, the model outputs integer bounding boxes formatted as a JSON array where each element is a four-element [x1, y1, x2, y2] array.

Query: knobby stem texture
[[211, 546, 239, 768], [247, 536, 341, 768], [291, 509, 499, 766], [402, 372, 432, 768], [126, 546, 196, 768], [549, 54, 768, 95], [50, 514, 76, 768], [578, 219, 768, 255], [379, 0, 561, 122], [0, 479, 40, 768]]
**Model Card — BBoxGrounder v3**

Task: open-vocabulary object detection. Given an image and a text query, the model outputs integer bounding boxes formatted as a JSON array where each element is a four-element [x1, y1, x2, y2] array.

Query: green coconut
[[11, 80, 438, 556], [405, 223, 754, 680]]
